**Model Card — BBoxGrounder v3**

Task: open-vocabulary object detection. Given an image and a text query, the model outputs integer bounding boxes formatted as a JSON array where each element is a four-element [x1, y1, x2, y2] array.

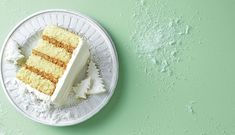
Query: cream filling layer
[[26, 55, 64, 78], [34, 39, 71, 63], [42, 25, 80, 48]]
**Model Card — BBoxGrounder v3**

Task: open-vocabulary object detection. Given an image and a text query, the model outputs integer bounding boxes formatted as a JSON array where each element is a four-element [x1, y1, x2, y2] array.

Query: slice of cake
[[16, 25, 90, 105]]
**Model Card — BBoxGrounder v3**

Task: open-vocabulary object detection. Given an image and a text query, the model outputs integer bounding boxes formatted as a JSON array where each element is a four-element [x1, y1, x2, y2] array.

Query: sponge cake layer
[[17, 67, 55, 95], [26, 55, 64, 78], [34, 39, 72, 63]]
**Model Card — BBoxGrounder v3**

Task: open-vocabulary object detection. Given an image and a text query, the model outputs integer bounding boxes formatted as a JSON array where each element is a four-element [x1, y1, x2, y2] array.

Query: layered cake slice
[[16, 26, 90, 105]]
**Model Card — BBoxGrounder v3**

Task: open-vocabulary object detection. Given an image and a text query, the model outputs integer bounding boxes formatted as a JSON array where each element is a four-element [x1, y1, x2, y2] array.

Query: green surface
[[0, 0, 235, 134]]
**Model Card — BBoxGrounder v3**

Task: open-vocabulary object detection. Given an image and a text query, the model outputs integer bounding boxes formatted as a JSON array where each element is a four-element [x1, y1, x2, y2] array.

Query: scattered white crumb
[[132, 13, 137, 17], [151, 58, 157, 64], [186, 105, 194, 113], [131, 1, 191, 75], [160, 60, 168, 73], [171, 50, 177, 56], [168, 21, 173, 27], [169, 40, 176, 45], [185, 101, 196, 114], [185, 25, 190, 34], [144, 67, 148, 73]]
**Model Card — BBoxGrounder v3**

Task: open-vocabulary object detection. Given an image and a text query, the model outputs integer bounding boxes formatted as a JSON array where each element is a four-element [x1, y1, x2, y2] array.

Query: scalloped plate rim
[[0, 9, 119, 126]]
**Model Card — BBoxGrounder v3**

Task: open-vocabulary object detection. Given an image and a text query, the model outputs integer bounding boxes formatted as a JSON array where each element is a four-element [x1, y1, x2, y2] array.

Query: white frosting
[[73, 77, 91, 99], [51, 39, 90, 106], [87, 60, 106, 94], [5, 40, 25, 65]]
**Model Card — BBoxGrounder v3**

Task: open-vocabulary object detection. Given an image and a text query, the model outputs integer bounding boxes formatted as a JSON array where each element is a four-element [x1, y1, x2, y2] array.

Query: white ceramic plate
[[0, 9, 118, 126]]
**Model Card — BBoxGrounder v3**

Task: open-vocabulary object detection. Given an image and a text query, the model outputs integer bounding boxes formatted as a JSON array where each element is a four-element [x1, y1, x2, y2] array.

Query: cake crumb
[[185, 25, 190, 34], [185, 101, 196, 114]]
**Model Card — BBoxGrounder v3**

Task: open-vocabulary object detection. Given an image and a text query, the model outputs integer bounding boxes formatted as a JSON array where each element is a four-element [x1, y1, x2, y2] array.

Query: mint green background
[[0, 0, 235, 134]]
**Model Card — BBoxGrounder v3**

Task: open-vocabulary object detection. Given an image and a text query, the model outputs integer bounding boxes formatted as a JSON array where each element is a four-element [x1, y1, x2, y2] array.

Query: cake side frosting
[[51, 40, 90, 106]]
